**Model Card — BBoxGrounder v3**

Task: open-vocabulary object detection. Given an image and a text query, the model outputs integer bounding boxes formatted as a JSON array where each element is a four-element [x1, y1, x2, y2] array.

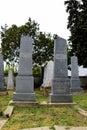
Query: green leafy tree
[[1, 24, 20, 66], [33, 32, 54, 66], [65, 0, 87, 67], [0, 18, 39, 66], [0, 18, 54, 67]]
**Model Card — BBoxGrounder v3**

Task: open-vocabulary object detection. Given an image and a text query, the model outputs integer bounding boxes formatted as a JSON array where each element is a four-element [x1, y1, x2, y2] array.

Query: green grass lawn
[[0, 89, 87, 130], [73, 92, 87, 111], [0, 91, 13, 112]]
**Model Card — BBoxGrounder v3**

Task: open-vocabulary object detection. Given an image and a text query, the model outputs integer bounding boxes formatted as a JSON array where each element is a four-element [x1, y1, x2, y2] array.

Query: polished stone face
[[13, 35, 36, 102]]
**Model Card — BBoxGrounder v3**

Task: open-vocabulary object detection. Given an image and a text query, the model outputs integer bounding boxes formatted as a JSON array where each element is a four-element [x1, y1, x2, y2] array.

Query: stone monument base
[[51, 78, 71, 94], [71, 78, 83, 92], [13, 75, 37, 102], [49, 93, 73, 103], [13, 92, 36, 102], [71, 88, 83, 92], [10, 100, 38, 107], [15, 76, 34, 93], [49, 78, 73, 103]]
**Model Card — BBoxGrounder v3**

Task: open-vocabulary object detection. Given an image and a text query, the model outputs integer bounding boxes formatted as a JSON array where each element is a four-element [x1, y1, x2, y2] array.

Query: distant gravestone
[[49, 37, 72, 103], [0, 51, 7, 92], [41, 60, 53, 96], [70, 55, 82, 92], [13, 35, 36, 102], [42, 60, 53, 87], [7, 70, 14, 90]]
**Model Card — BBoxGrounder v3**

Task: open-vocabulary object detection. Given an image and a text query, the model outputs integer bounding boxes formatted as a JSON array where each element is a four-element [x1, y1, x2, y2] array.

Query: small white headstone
[[7, 70, 14, 90], [42, 60, 53, 87]]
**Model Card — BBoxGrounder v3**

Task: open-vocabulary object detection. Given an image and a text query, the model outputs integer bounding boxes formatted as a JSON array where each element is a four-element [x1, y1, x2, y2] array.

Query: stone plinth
[[49, 37, 72, 103], [13, 35, 36, 102]]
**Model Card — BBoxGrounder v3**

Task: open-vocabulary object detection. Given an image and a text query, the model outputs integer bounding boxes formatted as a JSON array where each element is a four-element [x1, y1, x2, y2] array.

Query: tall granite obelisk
[[70, 55, 82, 92], [49, 37, 72, 103], [0, 49, 7, 93], [13, 35, 36, 102]]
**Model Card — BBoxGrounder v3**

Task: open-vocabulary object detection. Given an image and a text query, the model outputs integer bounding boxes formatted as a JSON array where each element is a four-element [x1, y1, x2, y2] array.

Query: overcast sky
[[0, 0, 70, 40]]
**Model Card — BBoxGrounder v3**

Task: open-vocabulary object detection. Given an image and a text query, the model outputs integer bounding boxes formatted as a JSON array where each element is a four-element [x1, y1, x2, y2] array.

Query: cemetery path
[[21, 126, 87, 130], [0, 119, 8, 129], [0, 105, 14, 130], [77, 107, 87, 117]]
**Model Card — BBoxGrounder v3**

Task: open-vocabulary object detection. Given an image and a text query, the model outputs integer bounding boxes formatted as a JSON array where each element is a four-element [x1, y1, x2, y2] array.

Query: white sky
[[0, 0, 70, 40]]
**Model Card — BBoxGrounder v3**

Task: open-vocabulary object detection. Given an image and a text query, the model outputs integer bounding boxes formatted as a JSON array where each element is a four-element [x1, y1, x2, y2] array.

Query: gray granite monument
[[49, 37, 72, 103], [0, 50, 7, 92], [7, 70, 14, 90], [70, 55, 82, 92], [13, 35, 36, 102]]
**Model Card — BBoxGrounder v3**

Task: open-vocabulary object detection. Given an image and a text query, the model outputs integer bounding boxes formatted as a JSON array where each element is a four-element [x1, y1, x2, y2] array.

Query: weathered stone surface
[[13, 35, 36, 102], [49, 93, 72, 103], [15, 76, 34, 93], [0, 119, 8, 129], [7, 70, 14, 90], [0, 52, 6, 91], [49, 37, 72, 103], [18, 35, 33, 76], [21, 127, 50, 130], [42, 60, 53, 87], [54, 126, 87, 130], [71, 55, 82, 92], [13, 92, 36, 101], [4, 105, 14, 118], [53, 38, 68, 78]]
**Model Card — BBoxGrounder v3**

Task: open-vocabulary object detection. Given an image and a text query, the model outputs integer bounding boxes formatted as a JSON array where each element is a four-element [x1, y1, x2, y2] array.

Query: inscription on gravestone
[[49, 37, 72, 103]]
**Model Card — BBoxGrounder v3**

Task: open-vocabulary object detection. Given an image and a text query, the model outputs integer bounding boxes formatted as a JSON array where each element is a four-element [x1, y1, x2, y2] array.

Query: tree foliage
[[65, 0, 87, 67], [33, 32, 54, 66], [0, 18, 54, 67]]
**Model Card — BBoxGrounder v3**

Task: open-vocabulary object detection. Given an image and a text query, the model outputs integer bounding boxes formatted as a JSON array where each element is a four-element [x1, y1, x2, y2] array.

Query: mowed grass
[[0, 89, 87, 130], [73, 92, 87, 111], [2, 106, 87, 130], [0, 91, 13, 112]]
